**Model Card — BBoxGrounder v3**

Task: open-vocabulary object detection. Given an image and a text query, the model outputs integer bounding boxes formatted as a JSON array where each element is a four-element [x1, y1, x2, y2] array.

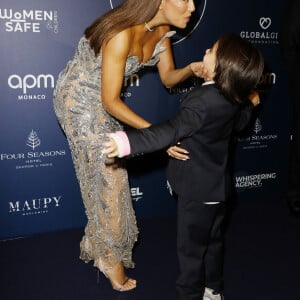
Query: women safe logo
[[109, 0, 207, 44], [0, 8, 59, 33]]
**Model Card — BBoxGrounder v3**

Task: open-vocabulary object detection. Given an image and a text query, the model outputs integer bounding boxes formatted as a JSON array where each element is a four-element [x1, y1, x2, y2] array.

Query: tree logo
[[253, 118, 262, 135], [26, 130, 41, 150]]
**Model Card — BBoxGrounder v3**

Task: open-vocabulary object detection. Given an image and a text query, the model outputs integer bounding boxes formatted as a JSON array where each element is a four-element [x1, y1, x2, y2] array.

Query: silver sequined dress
[[53, 31, 175, 270]]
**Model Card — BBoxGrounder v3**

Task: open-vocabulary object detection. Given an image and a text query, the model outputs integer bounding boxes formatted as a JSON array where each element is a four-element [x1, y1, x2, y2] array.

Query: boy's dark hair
[[214, 33, 264, 104]]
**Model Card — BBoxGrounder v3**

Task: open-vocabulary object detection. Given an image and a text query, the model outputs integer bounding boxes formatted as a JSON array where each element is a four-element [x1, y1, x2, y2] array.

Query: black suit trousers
[[176, 197, 226, 300]]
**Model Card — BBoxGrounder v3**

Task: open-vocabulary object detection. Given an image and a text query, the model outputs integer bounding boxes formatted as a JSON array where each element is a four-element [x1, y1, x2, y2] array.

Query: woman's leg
[[79, 156, 138, 291], [63, 121, 138, 291]]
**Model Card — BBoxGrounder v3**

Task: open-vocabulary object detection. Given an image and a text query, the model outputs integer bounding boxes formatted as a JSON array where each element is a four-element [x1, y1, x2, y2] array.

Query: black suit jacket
[[126, 84, 253, 202]]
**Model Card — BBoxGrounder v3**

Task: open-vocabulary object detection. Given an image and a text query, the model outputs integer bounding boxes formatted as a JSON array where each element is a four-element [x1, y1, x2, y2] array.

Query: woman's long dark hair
[[85, 0, 162, 55], [214, 33, 264, 104]]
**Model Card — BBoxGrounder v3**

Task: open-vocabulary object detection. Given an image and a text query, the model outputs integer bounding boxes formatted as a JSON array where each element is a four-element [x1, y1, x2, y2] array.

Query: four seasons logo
[[238, 118, 278, 150], [0, 130, 66, 169], [253, 119, 262, 135], [26, 130, 41, 150]]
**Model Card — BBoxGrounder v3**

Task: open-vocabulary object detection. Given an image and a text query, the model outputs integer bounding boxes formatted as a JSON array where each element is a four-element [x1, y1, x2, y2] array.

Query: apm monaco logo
[[235, 172, 276, 190], [8, 73, 55, 101], [109, 0, 207, 45], [0, 130, 66, 169], [0, 8, 59, 34], [259, 72, 276, 86], [131, 187, 143, 202], [120, 74, 140, 99], [124, 74, 139, 88], [8, 195, 62, 216], [238, 118, 278, 150], [240, 17, 278, 44], [256, 72, 276, 94]]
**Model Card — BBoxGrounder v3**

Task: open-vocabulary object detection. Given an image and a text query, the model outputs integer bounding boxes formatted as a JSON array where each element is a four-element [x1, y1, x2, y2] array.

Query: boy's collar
[[202, 80, 215, 86]]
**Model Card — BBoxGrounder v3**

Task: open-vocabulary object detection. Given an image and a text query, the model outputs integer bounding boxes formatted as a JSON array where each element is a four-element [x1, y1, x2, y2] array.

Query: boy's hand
[[102, 134, 119, 158]]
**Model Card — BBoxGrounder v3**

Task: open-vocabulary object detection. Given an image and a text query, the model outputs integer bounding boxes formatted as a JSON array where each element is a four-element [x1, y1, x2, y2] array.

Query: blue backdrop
[[0, 0, 289, 239]]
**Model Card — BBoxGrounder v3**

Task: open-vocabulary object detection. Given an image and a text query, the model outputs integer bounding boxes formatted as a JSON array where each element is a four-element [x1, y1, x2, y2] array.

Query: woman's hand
[[190, 62, 210, 80], [248, 90, 260, 106], [166, 143, 190, 161]]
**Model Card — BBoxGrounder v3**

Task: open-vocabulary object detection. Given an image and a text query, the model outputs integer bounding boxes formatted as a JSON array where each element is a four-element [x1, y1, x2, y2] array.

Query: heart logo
[[259, 17, 272, 30]]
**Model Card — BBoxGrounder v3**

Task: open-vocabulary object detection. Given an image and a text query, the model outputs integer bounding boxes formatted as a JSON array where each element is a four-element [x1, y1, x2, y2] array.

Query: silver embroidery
[[53, 32, 175, 270]]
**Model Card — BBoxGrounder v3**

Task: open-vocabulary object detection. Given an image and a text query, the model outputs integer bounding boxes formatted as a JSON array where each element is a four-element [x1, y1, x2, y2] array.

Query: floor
[[1, 196, 300, 300]]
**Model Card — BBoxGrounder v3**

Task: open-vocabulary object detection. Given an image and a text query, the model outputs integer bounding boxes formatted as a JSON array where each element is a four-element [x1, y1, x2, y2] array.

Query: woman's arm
[[157, 34, 203, 88], [155, 29, 204, 159], [101, 29, 151, 129]]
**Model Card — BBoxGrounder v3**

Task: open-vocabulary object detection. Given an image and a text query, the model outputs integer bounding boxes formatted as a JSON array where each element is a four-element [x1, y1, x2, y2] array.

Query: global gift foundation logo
[[0, 8, 59, 34], [259, 17, 271, 30], [0, 129, 66, 170], [238, 118, 278, 150], [240, 17, 278, 44]]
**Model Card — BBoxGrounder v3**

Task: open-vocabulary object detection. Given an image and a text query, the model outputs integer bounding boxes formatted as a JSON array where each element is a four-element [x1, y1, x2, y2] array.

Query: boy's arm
[[103, 95, 206, 158], [234, 104, 254, 131], [234, 91, 260, 131]]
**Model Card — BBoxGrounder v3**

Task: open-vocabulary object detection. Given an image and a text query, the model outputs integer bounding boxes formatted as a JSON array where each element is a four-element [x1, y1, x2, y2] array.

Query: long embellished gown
[[53, 31, 175, 270]]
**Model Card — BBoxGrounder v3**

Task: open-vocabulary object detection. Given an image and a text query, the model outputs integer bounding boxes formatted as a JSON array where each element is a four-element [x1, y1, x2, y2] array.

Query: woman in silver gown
[[53, 0, 202, 291]]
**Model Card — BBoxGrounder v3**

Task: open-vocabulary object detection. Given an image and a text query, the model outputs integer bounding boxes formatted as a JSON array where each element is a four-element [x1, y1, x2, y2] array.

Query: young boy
[[103, 33, 264, 300]]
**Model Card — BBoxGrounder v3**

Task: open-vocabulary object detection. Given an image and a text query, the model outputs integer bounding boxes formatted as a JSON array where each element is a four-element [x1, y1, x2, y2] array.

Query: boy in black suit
[[103, 33, 264, 300]]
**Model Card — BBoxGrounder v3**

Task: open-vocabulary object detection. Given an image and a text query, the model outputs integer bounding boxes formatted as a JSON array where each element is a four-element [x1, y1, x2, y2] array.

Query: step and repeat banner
[[0, 0, 289, 239]]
